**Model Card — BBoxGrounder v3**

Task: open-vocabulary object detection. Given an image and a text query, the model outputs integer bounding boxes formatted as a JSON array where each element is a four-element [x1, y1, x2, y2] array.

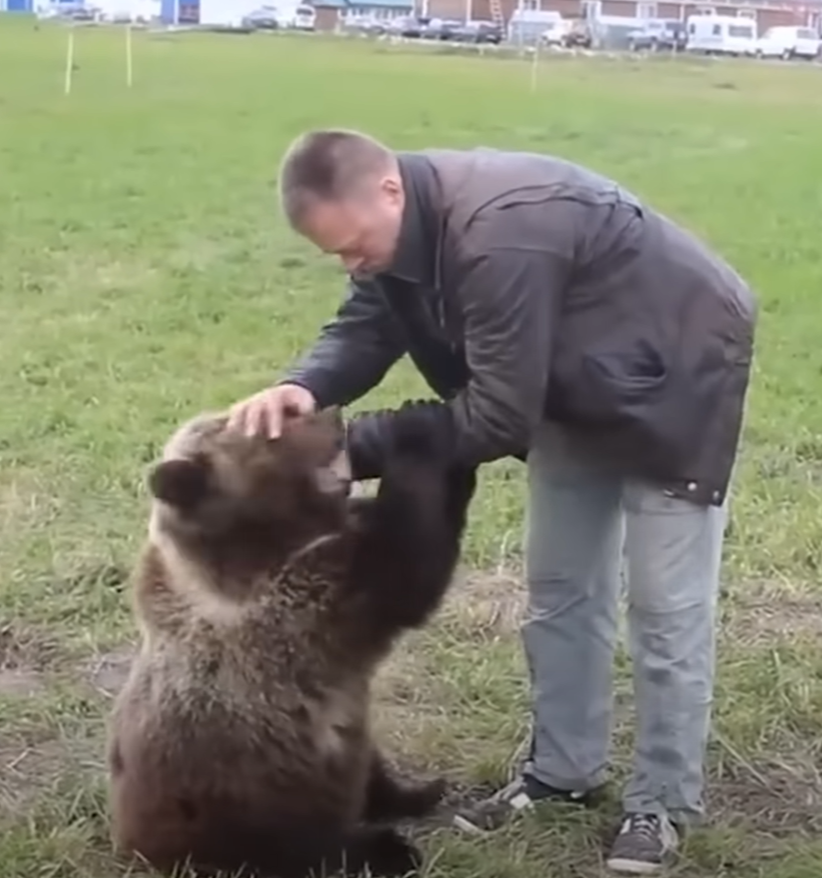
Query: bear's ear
[[148, 456, 211, 510]]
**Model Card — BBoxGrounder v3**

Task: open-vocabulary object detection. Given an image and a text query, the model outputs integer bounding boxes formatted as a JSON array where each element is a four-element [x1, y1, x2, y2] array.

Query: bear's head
[[147, 407, 351, 553]]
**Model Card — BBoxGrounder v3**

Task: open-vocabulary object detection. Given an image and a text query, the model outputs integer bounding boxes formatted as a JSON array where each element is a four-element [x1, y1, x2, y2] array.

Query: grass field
[[3, 16, 822, 878]]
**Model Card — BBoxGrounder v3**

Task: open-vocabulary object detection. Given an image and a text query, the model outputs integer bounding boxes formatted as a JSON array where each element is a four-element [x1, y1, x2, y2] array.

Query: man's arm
[[346, 240, 570, 479], [280, 277, 407, 409]]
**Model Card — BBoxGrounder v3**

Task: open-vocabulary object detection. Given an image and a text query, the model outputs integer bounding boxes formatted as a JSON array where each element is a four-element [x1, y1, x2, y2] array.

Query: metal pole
[[64, 27, 74, 96], [126, 23, 133, 88]]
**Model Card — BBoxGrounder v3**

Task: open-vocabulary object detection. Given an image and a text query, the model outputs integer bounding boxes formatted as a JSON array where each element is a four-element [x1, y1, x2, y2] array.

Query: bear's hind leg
[[332, 826, 423, 877], [187, 818, 423, 878]]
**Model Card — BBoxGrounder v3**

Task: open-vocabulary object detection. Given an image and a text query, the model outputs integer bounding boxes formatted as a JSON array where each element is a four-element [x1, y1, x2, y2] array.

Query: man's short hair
[[278, 129, 395, 229]]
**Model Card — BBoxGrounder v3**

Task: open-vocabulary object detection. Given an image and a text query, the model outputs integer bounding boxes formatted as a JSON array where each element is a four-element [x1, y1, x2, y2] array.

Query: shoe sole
[[606, 856, 666, 874]]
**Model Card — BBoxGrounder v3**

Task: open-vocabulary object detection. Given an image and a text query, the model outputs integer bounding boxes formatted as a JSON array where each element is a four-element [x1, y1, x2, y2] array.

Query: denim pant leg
[[621, 481, 728, 825], [521, 424, 625, 791]]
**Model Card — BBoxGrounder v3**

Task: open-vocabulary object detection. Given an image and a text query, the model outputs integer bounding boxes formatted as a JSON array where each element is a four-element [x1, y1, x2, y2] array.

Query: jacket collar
[[382, 152, 444, 290]]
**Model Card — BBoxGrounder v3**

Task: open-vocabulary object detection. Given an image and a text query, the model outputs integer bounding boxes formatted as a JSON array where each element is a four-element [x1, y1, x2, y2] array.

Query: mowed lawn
[[3, 16, 822, 877]]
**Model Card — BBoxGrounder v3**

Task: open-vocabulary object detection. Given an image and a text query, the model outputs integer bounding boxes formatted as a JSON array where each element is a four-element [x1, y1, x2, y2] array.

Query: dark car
[[386, 15, 428, 37], [65, 5, 97, 20], [346, 18, 388, 36], [627, 18, 687, 52], [563, 19, 592, 48], [241, 6, 280, 29], [420, 17, 462, 40], [451, 20, 504, 44]]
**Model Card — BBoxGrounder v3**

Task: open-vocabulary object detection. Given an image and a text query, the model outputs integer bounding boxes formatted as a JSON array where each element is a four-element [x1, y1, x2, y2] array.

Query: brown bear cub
[[106, 403, 476, 878]]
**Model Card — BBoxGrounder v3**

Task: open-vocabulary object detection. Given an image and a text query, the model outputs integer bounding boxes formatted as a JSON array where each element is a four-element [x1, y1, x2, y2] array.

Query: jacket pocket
[[559, 341, 708, 483], [572, 342, 668, 426]]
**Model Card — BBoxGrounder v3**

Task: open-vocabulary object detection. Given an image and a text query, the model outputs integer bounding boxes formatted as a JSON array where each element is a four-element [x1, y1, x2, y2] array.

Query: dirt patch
[[722, 582, 822, 646], [711, 756, 822, 836], [0, 667, 45, 697], [85, 646, 135, 698], [1, 739, 64, 813], [0, 622, 63, 670], [438, 569, 526, 639], [0, 731, 106, 825], [0, 623, 64, 696]]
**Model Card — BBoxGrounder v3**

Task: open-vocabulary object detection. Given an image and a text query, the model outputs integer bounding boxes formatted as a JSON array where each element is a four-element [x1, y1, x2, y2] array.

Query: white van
[[276, 2, 315, 29], [509, 9, 562, 43], [685, 13, 758, 56], [755, 25, 820, 60], [292, 3, 315, 30], [542, 17, 573, 45]]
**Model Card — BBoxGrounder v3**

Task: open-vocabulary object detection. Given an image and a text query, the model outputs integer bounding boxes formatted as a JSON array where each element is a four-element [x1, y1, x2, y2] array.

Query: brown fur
[[106, 406, 476, 878]]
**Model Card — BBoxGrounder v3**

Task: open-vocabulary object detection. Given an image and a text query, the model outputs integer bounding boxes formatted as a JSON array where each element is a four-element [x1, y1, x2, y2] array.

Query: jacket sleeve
[[280, 277, 407, 409], [346, 244, 570, 479], [448, 244, 567, 461]]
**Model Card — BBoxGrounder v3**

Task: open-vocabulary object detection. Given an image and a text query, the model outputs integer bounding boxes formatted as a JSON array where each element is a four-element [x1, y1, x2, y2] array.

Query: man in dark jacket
[[228, 130, 757, 874]]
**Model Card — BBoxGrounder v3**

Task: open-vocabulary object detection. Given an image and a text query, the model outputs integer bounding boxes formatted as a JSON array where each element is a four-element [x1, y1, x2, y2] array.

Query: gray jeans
[[521, 423, 728, 826]]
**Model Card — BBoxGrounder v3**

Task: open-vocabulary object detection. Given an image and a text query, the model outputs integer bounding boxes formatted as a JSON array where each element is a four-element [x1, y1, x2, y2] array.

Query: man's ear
[[148, 456, 210, 510]]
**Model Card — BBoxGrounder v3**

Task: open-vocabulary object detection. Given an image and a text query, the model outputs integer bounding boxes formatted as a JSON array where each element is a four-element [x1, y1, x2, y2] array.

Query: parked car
[[755, 25, 821, 60], [420, 17, 462, 40], [563, 19, 592, 48], [241, 6, 280, 30], [386, 16, 428, 38], [343, 17, 387, 36], [542, 17, 573, 46], [450, 20, 503, 44], [54, 3, 99, 21], [627, 18, 687, 52], [509, 8, 562, 44]]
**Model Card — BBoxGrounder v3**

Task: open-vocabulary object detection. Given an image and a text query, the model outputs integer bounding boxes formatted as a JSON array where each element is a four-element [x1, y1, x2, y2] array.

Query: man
[[228, 129, 757, 874]]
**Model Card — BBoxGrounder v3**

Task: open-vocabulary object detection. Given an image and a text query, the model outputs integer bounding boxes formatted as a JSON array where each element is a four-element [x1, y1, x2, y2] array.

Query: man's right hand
[[227, 384, 317, 438]]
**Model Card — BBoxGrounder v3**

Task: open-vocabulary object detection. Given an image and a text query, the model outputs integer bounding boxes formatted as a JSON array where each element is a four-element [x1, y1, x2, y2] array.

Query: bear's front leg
[[362, 748, 447, 823]]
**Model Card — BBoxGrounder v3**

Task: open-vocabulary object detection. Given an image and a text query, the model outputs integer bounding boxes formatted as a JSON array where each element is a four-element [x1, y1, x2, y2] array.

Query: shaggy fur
[[106, 405, 476, 878]]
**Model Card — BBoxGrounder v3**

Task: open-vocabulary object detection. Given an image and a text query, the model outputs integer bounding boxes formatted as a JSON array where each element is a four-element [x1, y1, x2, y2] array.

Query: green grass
[[2, 16, 822, 877]]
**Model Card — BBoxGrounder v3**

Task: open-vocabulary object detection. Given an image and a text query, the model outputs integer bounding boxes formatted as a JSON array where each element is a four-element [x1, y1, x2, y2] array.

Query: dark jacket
[[282, 148, 757, 507]]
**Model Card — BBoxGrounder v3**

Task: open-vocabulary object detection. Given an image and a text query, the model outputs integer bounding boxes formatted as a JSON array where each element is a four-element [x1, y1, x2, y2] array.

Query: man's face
[[297, 176, 404, 277]]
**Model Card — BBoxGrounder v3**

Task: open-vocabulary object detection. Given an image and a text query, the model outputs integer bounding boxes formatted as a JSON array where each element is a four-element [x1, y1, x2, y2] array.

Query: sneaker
[[452, 774, 592, 835], [606, 813, 679, 874]]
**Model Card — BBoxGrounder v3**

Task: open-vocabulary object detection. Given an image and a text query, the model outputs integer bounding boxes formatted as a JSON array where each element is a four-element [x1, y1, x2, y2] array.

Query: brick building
[[313, 0, 413, 30], [418, 0, 822, 34]]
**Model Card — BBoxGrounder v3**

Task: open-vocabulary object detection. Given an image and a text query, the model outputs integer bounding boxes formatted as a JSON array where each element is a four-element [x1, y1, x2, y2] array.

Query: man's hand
[[227, 384, 317, 438]]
